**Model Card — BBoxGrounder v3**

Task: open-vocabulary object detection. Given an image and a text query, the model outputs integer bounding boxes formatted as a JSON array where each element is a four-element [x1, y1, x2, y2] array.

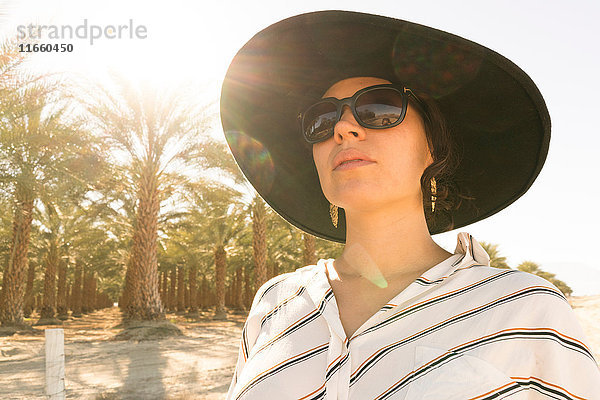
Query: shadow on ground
[[0, 306, 246, 399]]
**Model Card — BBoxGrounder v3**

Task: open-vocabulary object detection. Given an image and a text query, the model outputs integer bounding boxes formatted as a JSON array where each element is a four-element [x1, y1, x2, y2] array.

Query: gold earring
[[329, 203, 338, 228], [430, 177, 437, 213]]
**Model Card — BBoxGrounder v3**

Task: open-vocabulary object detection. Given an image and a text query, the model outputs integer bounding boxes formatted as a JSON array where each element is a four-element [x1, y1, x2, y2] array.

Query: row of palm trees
[[0, 39, 572, 330], [0, 38, 343, 328], [0, 39, 105, 326]]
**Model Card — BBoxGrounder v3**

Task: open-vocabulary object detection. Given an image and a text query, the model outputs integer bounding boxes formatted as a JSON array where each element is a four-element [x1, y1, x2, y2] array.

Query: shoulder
[[241, 263, 323, 343], [449, 262, 569, 306], [248, 263, 322, 314], [449, 264, 575, 325], [453, 265, 597, 358], [468, 265, 567, 300], [471, 266, 581, 328]]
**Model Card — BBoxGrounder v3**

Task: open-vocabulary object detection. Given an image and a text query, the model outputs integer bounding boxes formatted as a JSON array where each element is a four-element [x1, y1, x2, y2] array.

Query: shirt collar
[[419, 232, 491, 284]]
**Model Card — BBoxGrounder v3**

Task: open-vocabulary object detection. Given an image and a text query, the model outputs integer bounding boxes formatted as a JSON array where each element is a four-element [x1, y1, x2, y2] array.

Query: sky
[[1, 0, 599, 295]]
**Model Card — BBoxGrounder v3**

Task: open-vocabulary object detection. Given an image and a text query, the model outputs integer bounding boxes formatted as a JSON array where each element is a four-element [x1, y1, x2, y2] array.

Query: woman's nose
[[334, 105, 366, 143]]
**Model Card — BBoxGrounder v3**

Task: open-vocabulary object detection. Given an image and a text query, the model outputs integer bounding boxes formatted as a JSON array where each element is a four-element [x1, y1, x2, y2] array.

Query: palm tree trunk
[[90, 275, 97, 311], [168, 267, 176, 312], [56, 258, 68, 319], [177, 265, 185, 312], [188, 265, 197, 314], [0, 194, 34, 326], [196, 277, 202, 310], [232, 266, 239, 297], [121, 256, 137, 313], [120, 264, 128, 310], [303, 233, 317, 266], [226, 282, 231, 307], [66, 283, 72, 312], [252, 196, 267, 289], [71, 260, 83, 317], [243, 263, 252, 309], [200, 275, 208, 309], [82, 271, 90, 313], [23, 261, 35, 318], [160, 271, 167, 304], [184, 286, 190, 309], [215, 245, 227, 317], [234, 267, 244, 310], [39, 242, 59, 321], [128, 162, 163, 320]]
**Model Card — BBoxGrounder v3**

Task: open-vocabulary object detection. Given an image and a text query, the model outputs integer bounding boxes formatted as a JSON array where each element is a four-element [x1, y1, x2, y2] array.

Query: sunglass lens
[[303, 102, 337, 143], [355, 88, 404, 127]]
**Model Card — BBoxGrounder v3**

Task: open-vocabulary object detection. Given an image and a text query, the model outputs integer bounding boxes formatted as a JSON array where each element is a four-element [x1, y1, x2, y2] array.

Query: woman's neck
[[334, 201, 453, 286]]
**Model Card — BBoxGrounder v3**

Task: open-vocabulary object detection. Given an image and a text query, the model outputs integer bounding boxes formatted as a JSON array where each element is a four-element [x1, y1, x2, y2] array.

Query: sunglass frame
[[298, 84, 422, 144]]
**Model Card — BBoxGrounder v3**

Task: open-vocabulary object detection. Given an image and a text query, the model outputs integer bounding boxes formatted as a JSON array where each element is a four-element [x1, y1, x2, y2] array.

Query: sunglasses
[[298, 84, 424, 144]]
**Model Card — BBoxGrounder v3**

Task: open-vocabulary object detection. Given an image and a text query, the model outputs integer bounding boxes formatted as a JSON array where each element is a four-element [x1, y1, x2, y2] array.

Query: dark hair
[[412, 92, 473, 233]]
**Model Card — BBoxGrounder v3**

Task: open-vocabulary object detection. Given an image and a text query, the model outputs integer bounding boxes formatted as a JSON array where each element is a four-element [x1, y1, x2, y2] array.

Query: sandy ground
[[1, 295, 598, 400], [569, 295, 600, 362], [0, 308, 245, 399]]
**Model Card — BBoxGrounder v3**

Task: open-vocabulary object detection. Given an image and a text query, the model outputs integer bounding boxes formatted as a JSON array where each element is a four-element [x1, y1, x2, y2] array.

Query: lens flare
[[340, 242, 390, 289], [391, 32, 483, 98], [225, 130, 275, 194]]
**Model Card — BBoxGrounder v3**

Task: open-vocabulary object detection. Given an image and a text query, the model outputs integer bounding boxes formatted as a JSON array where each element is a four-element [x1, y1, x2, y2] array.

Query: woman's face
[[312, 77, 434, 214]]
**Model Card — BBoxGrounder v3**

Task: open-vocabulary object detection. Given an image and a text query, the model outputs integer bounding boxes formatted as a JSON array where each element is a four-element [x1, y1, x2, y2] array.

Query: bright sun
[[1, 0, 243, 92]]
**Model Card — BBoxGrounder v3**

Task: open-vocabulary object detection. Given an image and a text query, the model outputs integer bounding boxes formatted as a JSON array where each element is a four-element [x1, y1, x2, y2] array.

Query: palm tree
[[56, 255, 68, 320], [0, 106, 36, 325], [303, 233, 317, 266], [187, 260, 198, 315], [71, 259, 84, 317], [183, 178, 246, 318], [0, 191, 15, 313], [23, 260, 36, 318], [33, 200, 75, 323], [264, 207, 303, 275], [158, 221, 204, 315], [0, 43, 43, 326], [195, 134, 282, 312], [82, 76, 211, 321], [225, 217, 255, 309], [252, 195, 268, 289], [84, 163, 138, 313], [36, 202, 62, 324], [0, 42, 98, 326]]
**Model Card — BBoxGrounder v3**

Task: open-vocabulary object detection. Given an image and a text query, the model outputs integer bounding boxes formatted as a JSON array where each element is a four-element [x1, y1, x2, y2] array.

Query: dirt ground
[[569, 294, 600, 362], [1, 295, 599, 400], [0, 307, 245, 400]]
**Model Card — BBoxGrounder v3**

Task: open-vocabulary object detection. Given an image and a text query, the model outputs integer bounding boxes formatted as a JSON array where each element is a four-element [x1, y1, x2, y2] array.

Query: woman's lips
[[333, 159, 376, 171], [332, 148, 376, 170]]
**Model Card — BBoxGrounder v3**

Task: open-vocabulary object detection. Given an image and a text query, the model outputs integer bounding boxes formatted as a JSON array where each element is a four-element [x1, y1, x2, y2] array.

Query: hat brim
[[220, 10, 550, 242]]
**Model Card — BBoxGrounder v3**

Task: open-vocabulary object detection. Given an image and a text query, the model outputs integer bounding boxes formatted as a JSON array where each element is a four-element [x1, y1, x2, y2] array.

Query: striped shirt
[[226, 232, 600, 399]]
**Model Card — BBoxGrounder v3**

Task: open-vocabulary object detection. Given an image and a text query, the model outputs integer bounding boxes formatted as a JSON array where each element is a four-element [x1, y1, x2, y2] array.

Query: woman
[[220, 11, 600, 399]]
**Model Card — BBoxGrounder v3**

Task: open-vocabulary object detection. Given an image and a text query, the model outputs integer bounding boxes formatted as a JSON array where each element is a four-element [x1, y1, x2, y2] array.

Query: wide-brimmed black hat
[[220, 10, 550, 242]]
